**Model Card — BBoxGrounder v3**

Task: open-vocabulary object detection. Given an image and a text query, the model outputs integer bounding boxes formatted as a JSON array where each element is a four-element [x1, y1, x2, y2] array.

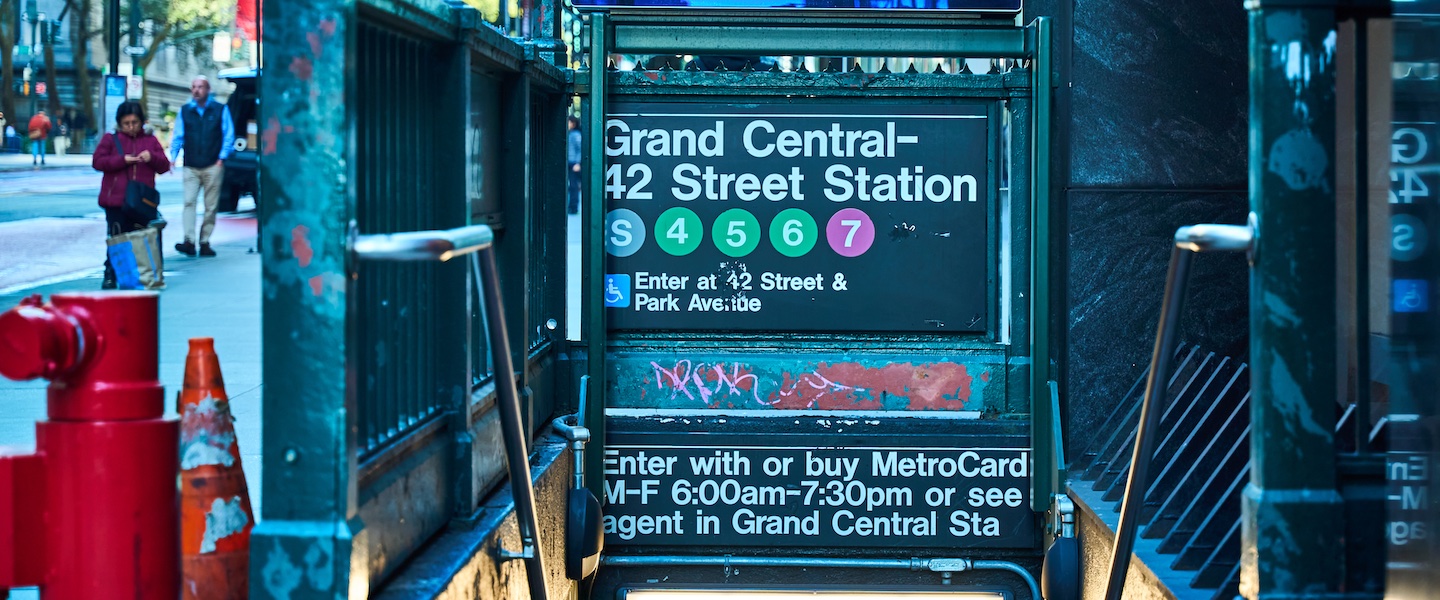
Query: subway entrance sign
[[603, 101, 992, 332]]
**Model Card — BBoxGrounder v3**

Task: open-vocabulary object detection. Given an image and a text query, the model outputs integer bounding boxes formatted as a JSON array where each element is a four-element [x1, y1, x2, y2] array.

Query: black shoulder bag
[[115, 133, 163, 226]]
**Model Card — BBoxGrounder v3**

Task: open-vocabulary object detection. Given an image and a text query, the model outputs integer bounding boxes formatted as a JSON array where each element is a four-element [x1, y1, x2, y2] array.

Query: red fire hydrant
[[0, 292, 179, 598]]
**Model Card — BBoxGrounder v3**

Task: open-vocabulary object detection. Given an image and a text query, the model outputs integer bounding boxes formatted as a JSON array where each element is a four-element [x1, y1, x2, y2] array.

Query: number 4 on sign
[[606, 164, 653, 200], [668, 218, 688, 244]]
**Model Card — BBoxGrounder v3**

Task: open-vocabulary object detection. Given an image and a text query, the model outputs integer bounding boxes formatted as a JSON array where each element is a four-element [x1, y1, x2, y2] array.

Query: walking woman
[[93, 101, 170, 289]]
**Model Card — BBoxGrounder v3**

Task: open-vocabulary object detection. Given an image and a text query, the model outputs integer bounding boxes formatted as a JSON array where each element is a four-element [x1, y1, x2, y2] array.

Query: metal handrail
[[353, 224, 549, 600], [352, 224, 495, 262], [1103, 219, 1254, 600], [602, 555, 1041, 600]]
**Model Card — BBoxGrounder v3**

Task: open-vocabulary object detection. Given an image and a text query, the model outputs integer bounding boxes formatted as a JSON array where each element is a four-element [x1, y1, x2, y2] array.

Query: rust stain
[[645, 72, 660, 81], [308, 275, 324, 297], [980, 371, 990, 383], [307, 31, 324, 59], [290, 225, 314, 267], [289, 56, 314, 82], [813, 362, 975, 410], [262, 117, 281, 156], [319, 18, 337, 38]]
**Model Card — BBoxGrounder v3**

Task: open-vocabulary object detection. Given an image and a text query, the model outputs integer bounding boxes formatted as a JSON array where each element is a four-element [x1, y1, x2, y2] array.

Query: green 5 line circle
[[712, 209, 761, 257]]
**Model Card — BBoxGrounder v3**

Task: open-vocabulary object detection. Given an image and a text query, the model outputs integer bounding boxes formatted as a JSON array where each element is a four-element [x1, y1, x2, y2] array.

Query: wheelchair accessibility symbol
[[1394, 279, 1429, 314], [605, 274, 631, 308]]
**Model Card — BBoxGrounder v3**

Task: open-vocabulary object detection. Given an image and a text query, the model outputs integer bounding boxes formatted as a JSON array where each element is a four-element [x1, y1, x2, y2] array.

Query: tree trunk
[[135, 23, 169, 116], [0, 0, 17, 124], [70, 0, 96, 139]]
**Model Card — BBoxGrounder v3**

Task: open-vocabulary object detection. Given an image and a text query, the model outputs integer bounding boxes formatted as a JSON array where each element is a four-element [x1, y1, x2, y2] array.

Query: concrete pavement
[[0, 185, 262, 598]]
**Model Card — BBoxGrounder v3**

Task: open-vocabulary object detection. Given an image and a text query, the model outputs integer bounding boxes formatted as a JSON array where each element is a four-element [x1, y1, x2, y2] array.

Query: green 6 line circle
[[712, 209, 761, 257], [768, 208, 818, 257], [654, 207, 704, 256]]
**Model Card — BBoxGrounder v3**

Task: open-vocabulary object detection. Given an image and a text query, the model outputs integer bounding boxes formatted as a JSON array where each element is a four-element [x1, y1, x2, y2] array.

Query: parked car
[[219, 68, 259, 213]]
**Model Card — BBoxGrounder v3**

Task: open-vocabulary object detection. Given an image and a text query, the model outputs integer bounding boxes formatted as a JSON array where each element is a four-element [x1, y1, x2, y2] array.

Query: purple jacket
[[93, 131, 171, 208]]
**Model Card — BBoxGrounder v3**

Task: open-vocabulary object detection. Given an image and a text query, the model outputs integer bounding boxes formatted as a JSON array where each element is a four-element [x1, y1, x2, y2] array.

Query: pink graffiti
[[776, 371, 863, 409], [648, 361, 869, 408], [650, 361, 764, 406]]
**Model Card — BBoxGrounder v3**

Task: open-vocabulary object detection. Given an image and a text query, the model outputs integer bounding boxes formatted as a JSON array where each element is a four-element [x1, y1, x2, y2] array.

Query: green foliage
[[132, 0, 234, 60]]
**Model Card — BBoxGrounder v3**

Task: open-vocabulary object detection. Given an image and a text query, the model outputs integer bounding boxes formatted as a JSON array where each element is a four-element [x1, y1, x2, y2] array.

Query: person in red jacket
[[93, 101, 171, 289]]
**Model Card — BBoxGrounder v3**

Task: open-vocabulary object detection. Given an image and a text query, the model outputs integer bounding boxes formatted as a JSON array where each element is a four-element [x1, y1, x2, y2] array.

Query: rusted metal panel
[[608, 352, 1007, 413]]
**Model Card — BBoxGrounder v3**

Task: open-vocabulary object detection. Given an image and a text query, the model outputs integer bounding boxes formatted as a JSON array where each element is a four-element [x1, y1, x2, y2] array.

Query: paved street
[[0, 153, 262, 598]]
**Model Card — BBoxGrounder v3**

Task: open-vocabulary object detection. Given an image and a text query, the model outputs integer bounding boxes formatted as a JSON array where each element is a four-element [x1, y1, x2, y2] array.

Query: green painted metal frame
[[578, 12, 1059, 517], [255, 0, 572, 592], [1243, 2, 1344, 596]]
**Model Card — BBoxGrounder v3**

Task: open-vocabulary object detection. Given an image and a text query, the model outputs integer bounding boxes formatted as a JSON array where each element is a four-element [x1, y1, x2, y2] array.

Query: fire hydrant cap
[[0, 305, 71, 381]]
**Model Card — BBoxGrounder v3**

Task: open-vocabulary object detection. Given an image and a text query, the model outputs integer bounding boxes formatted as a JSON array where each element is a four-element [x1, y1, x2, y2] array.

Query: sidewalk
[[0, 152, 93, 173], [0, 217, 264, 595]]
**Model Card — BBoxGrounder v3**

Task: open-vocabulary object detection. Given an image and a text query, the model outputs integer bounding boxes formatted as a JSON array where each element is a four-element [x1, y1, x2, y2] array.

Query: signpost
[[603, 101, 992, 333], [101, 74, 127, 131]]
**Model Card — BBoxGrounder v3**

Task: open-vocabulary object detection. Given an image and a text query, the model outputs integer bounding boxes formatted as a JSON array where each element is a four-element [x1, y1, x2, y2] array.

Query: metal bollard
[[0, 292, 180, 599]]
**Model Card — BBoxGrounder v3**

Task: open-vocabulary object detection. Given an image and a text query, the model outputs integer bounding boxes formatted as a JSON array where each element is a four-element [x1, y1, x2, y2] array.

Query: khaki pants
[[182, 163, 224, 244]]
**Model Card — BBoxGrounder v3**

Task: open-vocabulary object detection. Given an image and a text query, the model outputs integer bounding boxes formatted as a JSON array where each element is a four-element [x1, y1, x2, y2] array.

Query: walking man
[[170, 76, 234, 257], [567, 116, 582, 214], [28, 110, 51, 166]]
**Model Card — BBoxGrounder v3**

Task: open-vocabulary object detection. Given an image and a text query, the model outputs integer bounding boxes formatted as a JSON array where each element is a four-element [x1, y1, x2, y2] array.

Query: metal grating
[[354, 20, 452, 456], [1071, 344, 1248, 600]]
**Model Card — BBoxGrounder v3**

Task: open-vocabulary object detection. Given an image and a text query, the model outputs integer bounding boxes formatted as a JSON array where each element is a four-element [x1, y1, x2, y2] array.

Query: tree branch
[[135, 23, 172, 70]]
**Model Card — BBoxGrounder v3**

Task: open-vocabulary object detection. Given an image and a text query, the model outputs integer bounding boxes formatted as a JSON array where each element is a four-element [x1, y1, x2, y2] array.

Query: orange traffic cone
[[178, 337, 254, 600]]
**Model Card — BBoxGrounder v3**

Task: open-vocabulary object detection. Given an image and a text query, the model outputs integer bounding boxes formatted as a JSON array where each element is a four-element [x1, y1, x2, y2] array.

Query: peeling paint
[[200, 496, 251, 553], [1262, 291, 1300, 328], [1266, 348, 1330, 441], [180, 396, 237, 469], [1267, 128, 1329, 192], [262, 539, 304, 599]]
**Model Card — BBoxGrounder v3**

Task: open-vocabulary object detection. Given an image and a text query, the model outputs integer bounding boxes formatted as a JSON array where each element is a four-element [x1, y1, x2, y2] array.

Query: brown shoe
[[199, 243, 217, 257], [175, 240, 197, 256]]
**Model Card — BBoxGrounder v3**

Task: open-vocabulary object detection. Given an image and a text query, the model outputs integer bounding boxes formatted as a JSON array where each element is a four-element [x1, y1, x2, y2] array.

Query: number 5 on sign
[[713, 209, 761, 257], [826, 208, 875, 257], [769, 208, 818, 257]]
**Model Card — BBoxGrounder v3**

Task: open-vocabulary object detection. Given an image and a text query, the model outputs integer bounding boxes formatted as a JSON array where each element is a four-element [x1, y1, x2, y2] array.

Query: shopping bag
[[106, 227, 165, 290], [106, 234, 142, 290]]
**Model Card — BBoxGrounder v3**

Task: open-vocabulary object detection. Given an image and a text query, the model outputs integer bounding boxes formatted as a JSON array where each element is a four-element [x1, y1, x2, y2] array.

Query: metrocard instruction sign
[[603, 101, 992, 333], [602, 438, 1034, 548]]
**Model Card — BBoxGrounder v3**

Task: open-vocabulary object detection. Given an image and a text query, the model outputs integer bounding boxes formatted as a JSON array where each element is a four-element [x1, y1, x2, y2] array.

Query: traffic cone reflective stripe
[[178, 337, 253, 599]]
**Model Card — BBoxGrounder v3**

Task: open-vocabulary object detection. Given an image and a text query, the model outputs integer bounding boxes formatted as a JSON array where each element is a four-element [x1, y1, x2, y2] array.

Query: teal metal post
[[1029, 16, 1056, 514], [251, 0, 366, 595], [1243, 2, 1343, 597], [582, 11, 608, 501]]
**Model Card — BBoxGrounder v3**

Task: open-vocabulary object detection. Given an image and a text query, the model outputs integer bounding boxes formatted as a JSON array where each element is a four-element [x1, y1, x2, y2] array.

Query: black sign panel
[[602, 439, 1033, 548], [603, 102, 991, 332], [574, 0, 1020, 11]]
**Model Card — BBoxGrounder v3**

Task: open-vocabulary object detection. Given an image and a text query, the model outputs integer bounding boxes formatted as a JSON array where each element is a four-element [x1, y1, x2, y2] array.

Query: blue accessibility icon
[[1394, 279, 1429, 314], [605, 274, 631, 308]]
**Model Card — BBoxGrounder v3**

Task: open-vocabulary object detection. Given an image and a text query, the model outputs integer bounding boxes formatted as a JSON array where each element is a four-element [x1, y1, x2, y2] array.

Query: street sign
[[126, 76, 143, 99], [34, 83, 45, 95], [124, 46, 147, 57], [603, 101, 992, 333]]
